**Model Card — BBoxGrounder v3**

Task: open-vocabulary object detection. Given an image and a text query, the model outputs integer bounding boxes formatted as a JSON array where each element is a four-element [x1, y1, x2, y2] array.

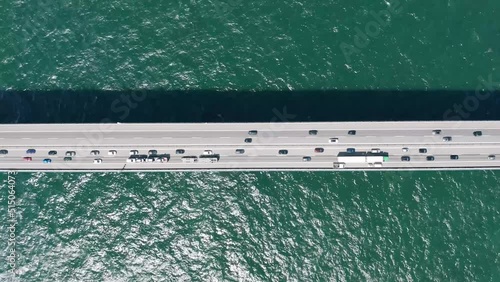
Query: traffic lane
[[1, 145, 499, 159], [0, 128, 497, 141], [4, 135, 500, 147]]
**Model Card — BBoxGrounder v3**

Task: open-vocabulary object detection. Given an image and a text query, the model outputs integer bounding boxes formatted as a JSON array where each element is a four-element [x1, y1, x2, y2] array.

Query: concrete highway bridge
[[0, 121, 499, 172]]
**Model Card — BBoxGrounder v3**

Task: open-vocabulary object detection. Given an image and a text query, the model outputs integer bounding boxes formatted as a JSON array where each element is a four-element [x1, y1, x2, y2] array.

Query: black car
[[278, 150, 288, 155], [235, 149, 245, 154], [401, 156, 411, 161], [450, 155, 459, 160], [244, 138, 252, 143], [64, 157, 72, 161], [473, 131, 482, 136], [302, 156, 311, 162], [175, 149, 185, 154], [419, 148, 427, 153], [308, 130, 318, 135], [0, 149, 8, 155], [314, 148, 324, 153], [348, 130, 356, 135], [148, 150, 157, 155], [248, 130, 258, 136], [48, 150, 57, 155], [426, 156, 435, 161]]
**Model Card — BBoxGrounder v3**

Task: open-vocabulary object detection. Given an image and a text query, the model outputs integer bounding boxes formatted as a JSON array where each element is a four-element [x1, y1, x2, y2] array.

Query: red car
[[23, 157, 32, 161]]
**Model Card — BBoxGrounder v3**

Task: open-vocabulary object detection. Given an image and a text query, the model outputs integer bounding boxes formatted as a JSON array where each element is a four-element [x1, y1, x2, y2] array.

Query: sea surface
[[1, 0, 500, 281]]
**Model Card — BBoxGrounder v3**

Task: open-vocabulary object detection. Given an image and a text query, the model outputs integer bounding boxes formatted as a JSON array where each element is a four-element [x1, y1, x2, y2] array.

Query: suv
[[401, 156, 411, 161], [419, 148, 427, 153], [244, 138, 252, 143], [26, 149, 36, 154], [315, 148, 324, 153], [432, 130, 441, 135], [450, 155, 459, 160], [66, 151, 76, 156], [348, 130, 356, 135], [443, 136, 452, 142], [426, 156, 435, 161], [309, 130, 318, 136], [473, 131, 482, 136], [48, 150, 57, 155], [175, 149, 185, 154], [278, 150, 288, 155], [248, 130, 258, 136], [347, 148, 355, 153], [0, 149, 8, 155]]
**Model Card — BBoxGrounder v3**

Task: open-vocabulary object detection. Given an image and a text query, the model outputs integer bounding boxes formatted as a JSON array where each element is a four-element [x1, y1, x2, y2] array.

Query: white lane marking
[[162, 137, 172, 139], [192, 137, 201, 139], [76, 137, 84, 139], [104, 137, 115, 139], [220, 137, 230, 139], [278, 137, 288, 138], [133, 137, 142, 139], [48, 138, 58, 139], [22, 138, 31, 139]]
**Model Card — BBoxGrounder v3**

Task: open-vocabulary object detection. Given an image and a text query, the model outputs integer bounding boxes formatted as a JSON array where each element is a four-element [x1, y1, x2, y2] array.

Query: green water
[[1, 0, 500, 280]]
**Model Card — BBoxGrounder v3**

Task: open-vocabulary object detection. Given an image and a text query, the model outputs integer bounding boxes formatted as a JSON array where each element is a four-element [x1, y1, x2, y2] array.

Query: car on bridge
[[48, 151, 57, 155], [401, 156, 410, 161], [244, 138, 252, 143], [176, 149, 185, 154], [93, 159, 102, 164], [302, 156, 311, 162], [279, 150, 288, 155], [450, 155, 459, 160], [64, 157, 72, 161], [235, 149, 245, 154], [148, 150, 157, 155], [315, 148, 324, 153], [309, 130, 318, 135], [66, 151, 76, 156], [130, 150, 139, 155], [443, 136, 452, 142], [43, 159, 52, 163], [23, 157, 32, 161], [426, 156, 435, 161], [348, 130, 356, 135], [108, 150, 117, 155], [0, 150, 8, 155], [419, 148, 427, 153], [90, 150, 100, 156], [26, 149, 36, 154], [488, 155, 495, 160], [248, 130, 258, 135]]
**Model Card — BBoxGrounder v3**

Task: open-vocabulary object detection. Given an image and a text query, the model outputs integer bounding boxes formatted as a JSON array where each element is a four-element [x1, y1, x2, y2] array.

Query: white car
[[130, 150, 139, 155], [90, 150, 100, 156], [108, 150, 117, 156], [93, 159, 102, 164], [402, 147, 409, 152], [371, 148, 381, 153], [203, 150, 214, 155], [329, 138, 338, 143]]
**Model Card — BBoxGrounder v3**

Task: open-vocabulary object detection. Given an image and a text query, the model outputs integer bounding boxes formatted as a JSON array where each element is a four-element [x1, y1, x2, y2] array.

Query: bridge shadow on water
[[0, 90, 499, 123]]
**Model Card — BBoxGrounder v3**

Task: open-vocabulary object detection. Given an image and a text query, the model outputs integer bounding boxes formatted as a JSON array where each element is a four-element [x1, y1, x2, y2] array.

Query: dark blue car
[[26, 149, 36, 154], [347, 148, 355, 153]]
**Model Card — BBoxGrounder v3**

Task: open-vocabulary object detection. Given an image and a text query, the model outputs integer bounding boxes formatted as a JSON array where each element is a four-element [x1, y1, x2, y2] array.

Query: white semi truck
[[335, 152, 389, 168]]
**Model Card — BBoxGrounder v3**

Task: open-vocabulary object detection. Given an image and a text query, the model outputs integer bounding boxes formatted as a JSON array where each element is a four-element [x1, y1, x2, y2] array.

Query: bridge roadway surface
[[0, 121, 499, 172]]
